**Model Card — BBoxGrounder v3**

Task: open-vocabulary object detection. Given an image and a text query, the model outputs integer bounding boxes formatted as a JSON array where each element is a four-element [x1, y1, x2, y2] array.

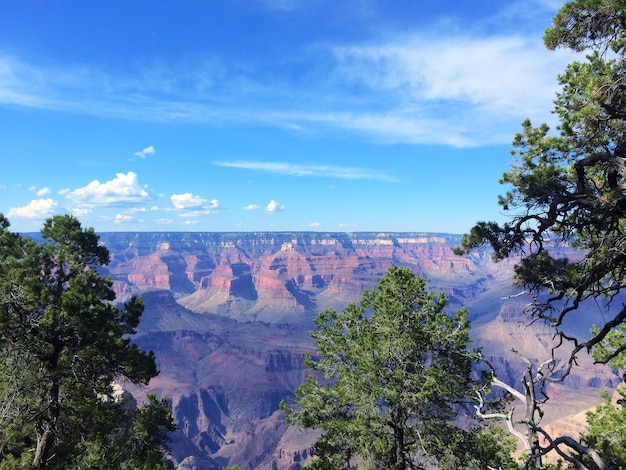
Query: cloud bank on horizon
[[0, 0, 576, 233]]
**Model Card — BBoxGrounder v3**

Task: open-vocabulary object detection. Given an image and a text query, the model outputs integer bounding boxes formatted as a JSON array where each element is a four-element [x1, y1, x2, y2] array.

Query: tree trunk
[[395, 426, 405, 469], [390, 413, 406, 470], [522, 369, 543, 470], [32, 424, 54, 470], [32, 368, 60, 469]]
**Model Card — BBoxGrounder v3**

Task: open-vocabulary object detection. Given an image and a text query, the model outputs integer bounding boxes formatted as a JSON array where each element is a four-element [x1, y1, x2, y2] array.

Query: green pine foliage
[[456, 1, 626, 467], [456, 0, 626, 369], [282, 266, 516, 469], [581, 388, 626, 469], [0, 214, 175, 469]]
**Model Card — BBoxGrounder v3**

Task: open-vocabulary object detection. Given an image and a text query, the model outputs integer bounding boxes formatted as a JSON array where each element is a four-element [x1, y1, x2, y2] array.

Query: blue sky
[[0, 0, 574, 233]]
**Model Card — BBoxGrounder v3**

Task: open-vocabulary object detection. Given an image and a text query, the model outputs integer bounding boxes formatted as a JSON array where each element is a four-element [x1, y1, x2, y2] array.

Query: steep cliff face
[[98, 232, 622, 469]]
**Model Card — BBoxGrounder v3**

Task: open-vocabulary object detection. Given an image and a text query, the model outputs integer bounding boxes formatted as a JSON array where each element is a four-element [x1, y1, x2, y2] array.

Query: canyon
[[97, 232, 622, 469]]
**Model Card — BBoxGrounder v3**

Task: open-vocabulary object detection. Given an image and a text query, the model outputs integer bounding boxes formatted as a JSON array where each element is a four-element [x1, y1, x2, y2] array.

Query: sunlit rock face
[[98, 232, 621, 469], [103, 232, 498, 322]]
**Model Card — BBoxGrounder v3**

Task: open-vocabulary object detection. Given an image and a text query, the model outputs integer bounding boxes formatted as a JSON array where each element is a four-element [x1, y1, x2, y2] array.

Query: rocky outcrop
[[99, 383, 137, 412]]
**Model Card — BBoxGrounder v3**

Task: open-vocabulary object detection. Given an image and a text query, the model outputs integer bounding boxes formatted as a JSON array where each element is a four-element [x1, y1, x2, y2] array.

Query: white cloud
[[29, 186, 51, 196], [114, 213, 133, 223], [243, 204, 260, 211], [214, 161, 397, 181], [171, 193, 203, 209], [65, 172, 150, 207], [309, 222, 321, 227], [134, 145, 155, 158], [7, 198, 57, 219], [36, 187, 51, 196], [71, 207, 91, 217], [170, 193, 222, 210], [265, 200, 285, 212]]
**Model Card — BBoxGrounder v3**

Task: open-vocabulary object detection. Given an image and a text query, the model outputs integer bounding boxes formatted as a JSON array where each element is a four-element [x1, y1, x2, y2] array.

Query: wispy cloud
[[324, 33, 577, 145], [178, 210, 212, 218], [332, 33, 572, 116], [0, 18, 576, 147], [213, 161, 398, 182]]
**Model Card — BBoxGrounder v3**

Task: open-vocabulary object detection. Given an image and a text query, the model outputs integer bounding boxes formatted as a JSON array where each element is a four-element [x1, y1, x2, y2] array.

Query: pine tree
[[0, 214, 175, 468]]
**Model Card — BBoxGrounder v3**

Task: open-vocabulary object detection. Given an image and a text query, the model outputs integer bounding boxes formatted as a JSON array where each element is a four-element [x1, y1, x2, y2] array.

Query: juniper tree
[[282, 266, 515, 470]]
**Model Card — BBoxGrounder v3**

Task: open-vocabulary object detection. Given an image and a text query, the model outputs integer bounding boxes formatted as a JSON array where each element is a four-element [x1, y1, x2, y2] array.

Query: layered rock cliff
[[96, 232, 622, 469], [103, 232, 504, 323]]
